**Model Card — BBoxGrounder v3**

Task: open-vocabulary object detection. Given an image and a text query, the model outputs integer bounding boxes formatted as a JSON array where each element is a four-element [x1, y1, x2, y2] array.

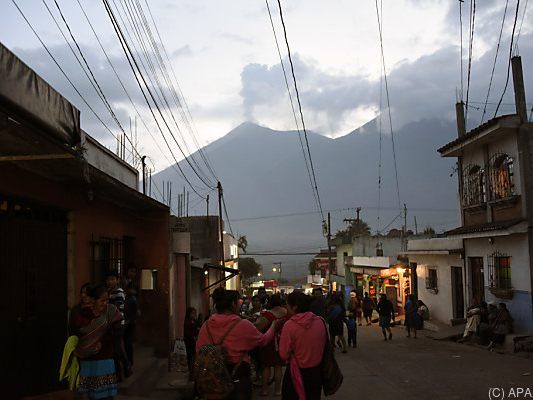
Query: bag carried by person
[[320, 319, 343, 396], [194, 319, 241, 399]]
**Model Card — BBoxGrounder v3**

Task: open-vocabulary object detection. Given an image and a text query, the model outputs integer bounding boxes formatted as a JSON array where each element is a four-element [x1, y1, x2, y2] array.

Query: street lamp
[[272, 262, 282, 283]]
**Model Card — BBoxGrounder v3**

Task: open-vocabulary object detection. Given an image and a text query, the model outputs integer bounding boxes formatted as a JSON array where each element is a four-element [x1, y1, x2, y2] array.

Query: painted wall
[[465, 234, 533, 333], [412, 254, 463, 326]]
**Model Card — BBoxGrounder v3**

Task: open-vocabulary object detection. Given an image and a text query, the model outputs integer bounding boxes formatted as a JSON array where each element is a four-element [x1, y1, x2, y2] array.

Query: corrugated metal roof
[[445, 219, 524, 236]]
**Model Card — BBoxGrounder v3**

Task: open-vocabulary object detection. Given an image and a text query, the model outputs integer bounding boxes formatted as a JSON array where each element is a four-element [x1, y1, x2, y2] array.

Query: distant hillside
[[153, 119, 460, 280]]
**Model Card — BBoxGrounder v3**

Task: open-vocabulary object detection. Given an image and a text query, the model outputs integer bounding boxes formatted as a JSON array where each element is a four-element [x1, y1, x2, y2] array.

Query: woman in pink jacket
[[196, 287, 277, 400], [279, 291, 327, 400]]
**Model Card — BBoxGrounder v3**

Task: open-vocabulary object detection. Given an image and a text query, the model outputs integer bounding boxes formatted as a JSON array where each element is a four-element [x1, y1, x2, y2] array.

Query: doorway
[[451, 266, 465, 319], [0, 196, 67, 398], [469, 257, 485, 303]]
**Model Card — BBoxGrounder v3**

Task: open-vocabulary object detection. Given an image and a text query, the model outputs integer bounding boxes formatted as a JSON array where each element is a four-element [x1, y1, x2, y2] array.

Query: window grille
[[462, 164, 486, 206], [425, 268, 438, 290], [90, 238, 124, 284], [488, 252, 512, 290], [489, 153, 515, 200]]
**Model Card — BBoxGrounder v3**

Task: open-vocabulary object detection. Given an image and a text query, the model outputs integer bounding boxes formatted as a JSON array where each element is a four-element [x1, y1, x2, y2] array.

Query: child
[[347, 314, 357, 348]]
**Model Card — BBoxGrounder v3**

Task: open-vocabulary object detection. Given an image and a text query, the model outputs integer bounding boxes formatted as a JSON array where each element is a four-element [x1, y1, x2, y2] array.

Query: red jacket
[[196, 314, 275, 364], [279, 312, 327, 368]]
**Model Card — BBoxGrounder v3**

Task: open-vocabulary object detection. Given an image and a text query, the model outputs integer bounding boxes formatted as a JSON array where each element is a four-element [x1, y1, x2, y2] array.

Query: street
[[118, 324, 532, 400]]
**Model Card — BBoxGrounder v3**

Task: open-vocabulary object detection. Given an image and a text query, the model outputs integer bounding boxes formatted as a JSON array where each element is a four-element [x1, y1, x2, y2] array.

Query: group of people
[[62, 268, 140, 400], [460, 300, 514, 350], [184, 288, 336, 400]]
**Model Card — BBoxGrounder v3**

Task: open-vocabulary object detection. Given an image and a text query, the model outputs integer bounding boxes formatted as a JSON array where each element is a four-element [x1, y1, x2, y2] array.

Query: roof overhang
[[446, 220, 527, 240], [438, 115, 520, 157]]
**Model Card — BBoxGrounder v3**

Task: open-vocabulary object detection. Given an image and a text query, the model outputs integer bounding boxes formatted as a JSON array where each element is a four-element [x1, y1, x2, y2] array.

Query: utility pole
[[402, 203, 408, 251], [217, 182, 224, 267], [187, 191, 189, 217], [327, 212, 332, 292], [343, 206, 362, 224], [206, 194, 210, 217], [273, 262, 282, 285], [414, 215, 418, 235], [141, 156, 146, 195]]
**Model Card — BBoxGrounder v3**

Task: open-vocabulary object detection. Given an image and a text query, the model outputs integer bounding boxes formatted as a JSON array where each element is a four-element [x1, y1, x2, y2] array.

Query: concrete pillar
[[512, 56, 528, 124]]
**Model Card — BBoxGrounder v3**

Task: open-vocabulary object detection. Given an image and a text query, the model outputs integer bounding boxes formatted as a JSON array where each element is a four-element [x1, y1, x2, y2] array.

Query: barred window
[[425, 268, 438, 290], [489, 153, 515, 200], [488, 252, 512, 290], [463, 164, 486, 206]]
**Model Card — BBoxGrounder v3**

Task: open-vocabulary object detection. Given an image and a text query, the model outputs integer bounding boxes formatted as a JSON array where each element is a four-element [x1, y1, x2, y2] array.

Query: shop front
[[379, 265, 411, 314]]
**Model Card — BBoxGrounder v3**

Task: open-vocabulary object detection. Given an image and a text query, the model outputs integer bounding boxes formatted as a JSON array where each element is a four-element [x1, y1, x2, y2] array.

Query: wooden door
[[469, 257, 485, 303], [0, 196, 67, 398], [451, 266, 465, 319]]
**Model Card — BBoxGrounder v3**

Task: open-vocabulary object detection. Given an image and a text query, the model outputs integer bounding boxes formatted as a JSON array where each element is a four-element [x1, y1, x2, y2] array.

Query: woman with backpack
[[255, 294, 288, 396], [195, 288, 279, 400], [279, 291, 327, 400]]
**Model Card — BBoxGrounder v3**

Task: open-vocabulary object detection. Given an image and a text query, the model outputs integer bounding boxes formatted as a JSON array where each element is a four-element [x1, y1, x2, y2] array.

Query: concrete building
[[404, 238, 464, 326], [0, 44, 172, 398], [438, 56, 533, 334]]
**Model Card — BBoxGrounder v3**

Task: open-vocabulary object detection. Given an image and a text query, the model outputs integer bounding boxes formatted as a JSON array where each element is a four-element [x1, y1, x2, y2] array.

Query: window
[[90, 238, 124, 284], [489, 153, 515, 200], [488, 252, 512, 290], [425, 268, 438, 291], [462, 164, 486, 206]]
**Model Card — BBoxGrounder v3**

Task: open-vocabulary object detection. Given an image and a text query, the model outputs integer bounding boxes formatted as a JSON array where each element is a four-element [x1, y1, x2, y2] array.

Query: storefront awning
[[350, 266, 385, 275]]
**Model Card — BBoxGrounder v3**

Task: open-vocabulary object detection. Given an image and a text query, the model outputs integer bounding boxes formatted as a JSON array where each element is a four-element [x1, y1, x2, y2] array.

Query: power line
[[459, 0, 464, 101], [141, 0, 219, 184], [276, 0, 325, 223], [45, 0, 140, 163], [376, 0, 383, 235], [231, 206, 458, 223], [513, 0, 529, 53], [494, 0, 521, 117], [481, 0, 509, 124], [375, 0, 401, 215], [107, 0, 215, 191], [118, 0, 215, 188], [465, 0, 476, 125], [75, 0, 194, 192], [10, 0, 127, 154], [221, 193, 234, 237], [264, 0, 320, 216], [102, 0, 210, 198]]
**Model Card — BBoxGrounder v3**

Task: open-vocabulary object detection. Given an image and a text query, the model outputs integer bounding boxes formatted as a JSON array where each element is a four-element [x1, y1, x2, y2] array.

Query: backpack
[[319, 318, 343, 396], [194, 319, 241, 399]]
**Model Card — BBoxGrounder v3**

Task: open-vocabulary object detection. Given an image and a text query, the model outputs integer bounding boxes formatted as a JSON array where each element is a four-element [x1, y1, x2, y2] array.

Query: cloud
[[171, 45, 192, 59], [239, 26, 533, 137]]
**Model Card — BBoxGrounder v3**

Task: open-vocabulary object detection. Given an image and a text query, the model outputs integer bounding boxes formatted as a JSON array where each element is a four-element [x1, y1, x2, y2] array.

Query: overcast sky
[[1, 0, 532, 172]]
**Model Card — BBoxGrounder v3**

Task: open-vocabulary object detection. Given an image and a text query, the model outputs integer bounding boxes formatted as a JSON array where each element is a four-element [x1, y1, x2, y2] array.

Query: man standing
[[377, 294, 394, 341], [362, 292, 375, 326], [310, 287, 326, 318], [106, 271, 131, 379]]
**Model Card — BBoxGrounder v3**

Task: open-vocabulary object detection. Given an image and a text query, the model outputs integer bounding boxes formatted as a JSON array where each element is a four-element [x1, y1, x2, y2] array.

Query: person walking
[[69, 283, 93, 336], [279, 291, 326, 400], [72, 284, 124, 400], [347, 292, 362, 327], [255, 294, 288, 396], [327, 294, 347, 353], [346, 314, 357, 348], [183, 307, 200, 381], [310, 288, 326, 318], [404, 294, 418, 338], [123, 283, 139, 367], [196, 288, 278, 400], [377, 294, 394, 341], [362, 292, 374, 326], [106, 272, 130, 380]]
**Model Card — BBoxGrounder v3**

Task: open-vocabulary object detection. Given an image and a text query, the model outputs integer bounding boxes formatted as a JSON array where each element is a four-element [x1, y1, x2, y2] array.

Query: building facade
[[438, 56, 533, 334]]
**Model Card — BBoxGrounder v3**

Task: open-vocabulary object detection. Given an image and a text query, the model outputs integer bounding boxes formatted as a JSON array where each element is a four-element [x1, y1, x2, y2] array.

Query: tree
[[334, 219, 371, 241], [239, 257, 261, 278], [423, 226, 436, 236], [238, 235, 248, 253], [308, 260, 316, 275]]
